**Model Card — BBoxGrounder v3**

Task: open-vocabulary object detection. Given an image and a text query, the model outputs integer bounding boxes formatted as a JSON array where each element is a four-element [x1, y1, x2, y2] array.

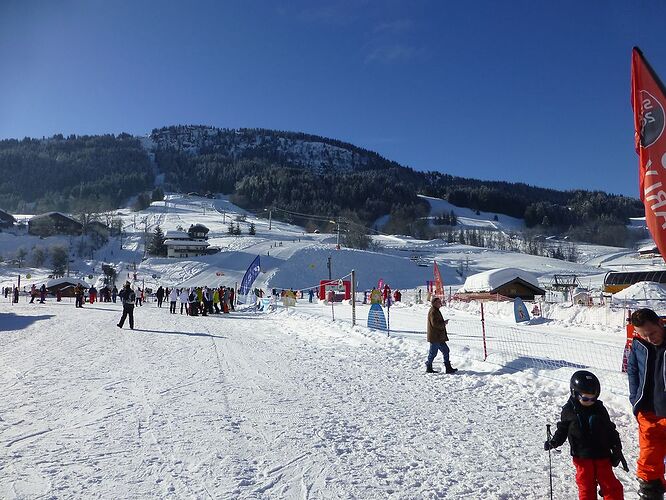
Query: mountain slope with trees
[[0, 125, 645, 247]]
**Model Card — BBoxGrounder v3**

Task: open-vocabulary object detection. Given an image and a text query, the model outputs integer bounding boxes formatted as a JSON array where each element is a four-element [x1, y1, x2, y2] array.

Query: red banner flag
[[433, 261, 444, 299], [632, 47, 666, 261]]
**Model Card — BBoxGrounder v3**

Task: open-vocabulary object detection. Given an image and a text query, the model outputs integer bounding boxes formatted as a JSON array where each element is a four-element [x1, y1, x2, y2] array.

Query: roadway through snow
[[0, 300, 639, 499]]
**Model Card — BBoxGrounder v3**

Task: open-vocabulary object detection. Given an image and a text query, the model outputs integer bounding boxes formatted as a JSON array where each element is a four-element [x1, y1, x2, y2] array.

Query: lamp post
[[265, 209, 272, 230], [329, 219, 340, 249]]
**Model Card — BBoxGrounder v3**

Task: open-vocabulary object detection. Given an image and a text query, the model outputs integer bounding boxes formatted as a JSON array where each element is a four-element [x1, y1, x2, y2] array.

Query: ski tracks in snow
[[0, 301, 639, 498]]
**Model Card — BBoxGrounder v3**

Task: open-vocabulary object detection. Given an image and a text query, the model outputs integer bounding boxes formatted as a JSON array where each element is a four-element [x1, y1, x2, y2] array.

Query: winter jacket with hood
[[549, 397, 621, 459], [427, 306, 449, 343]]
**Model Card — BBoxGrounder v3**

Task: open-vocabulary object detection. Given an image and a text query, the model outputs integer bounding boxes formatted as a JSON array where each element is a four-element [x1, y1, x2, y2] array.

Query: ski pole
[[546, 424, 553, 500]]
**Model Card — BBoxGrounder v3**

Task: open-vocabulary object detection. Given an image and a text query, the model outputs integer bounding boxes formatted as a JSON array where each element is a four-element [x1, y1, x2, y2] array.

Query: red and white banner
[[433, 261, 445, 299], [632, 47, 666, 261]]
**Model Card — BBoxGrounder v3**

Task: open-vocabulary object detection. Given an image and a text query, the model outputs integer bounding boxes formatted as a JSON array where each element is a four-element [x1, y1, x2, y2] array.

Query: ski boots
[[638, 479, 665, 500]]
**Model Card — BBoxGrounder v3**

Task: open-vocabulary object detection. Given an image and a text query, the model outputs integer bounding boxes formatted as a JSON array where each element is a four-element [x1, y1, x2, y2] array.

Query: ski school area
[[0, 263, 653, 499]]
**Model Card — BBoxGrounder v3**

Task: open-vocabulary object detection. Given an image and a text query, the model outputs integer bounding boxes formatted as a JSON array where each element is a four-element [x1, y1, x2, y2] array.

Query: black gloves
[[544, 440, 555, 451], [610, 447, 629, 472]]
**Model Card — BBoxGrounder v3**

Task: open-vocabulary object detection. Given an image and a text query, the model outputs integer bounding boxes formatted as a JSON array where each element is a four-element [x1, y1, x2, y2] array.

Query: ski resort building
[[45, 278, 89, 297], [85, 221, 110, 238], [188, 224, 209, 240], [604, 270, 666, 294], [637, 244, 661, 259], [0, 209, 15, 228], [457, 267, 545, 301], [164, 228, 210, 258], [28, 212, 83, 237]]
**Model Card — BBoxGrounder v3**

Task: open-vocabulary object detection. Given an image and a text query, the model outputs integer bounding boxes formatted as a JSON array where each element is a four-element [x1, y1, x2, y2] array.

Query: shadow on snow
[[0, 313, 55, 332]]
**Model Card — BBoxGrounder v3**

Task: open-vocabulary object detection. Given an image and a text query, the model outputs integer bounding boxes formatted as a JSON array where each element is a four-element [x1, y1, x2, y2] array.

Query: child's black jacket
[[549, 397, 621, 459]]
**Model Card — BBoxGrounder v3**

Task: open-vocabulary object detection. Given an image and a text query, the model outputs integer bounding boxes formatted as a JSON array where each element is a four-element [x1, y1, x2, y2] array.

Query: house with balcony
[[164, 227, 210, 258]]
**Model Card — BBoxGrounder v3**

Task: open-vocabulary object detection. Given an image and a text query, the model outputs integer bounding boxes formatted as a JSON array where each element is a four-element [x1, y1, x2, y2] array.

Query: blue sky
[[1, 0, 665, 197]]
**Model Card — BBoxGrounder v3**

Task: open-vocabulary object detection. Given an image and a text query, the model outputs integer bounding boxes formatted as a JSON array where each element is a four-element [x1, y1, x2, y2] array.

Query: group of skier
[[173, 285, 236, 316], [113, 283, 237, 329]]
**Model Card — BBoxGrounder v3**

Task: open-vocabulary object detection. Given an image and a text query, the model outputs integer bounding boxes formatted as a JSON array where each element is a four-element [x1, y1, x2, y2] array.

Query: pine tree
[[228, 223, 235, 235], [234, 223, 241, 236], [51, 246, 68, 277], [152, 187, 165, 202], [147, 226, 167, 256], [249, 222, 256, 235]]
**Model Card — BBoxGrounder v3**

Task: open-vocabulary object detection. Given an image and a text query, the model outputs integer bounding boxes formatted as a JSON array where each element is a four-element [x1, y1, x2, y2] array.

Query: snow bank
[[613, 281, 666, 300], [459, 267, 540, 293]]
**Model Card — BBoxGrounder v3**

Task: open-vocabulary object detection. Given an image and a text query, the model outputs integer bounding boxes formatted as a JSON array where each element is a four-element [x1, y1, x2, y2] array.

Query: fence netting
[[258, 285, 630, 396]]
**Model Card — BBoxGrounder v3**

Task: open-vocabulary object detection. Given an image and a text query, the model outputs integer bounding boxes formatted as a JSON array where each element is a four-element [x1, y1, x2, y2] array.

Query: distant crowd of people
[[5, 281, 239, 318]]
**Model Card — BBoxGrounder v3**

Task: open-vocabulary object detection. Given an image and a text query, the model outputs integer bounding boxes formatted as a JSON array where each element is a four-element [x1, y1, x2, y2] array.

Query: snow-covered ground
[[0, 297, 640, 499], [1, 194, 664, 498]]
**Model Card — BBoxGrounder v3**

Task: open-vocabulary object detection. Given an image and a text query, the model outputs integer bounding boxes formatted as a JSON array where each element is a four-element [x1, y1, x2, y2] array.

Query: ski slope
[[1, 194, 661, 498], [1, 193, 662, 297], [0, 298, 639, 499]]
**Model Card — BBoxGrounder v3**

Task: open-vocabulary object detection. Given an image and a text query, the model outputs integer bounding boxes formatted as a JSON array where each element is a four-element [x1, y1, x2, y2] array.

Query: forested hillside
[[0, 134, 153, 213], [0, 126, 645, 246]]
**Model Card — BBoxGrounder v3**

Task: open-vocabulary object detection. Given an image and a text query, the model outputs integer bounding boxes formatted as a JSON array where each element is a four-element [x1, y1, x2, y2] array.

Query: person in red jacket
[[382, 284, 391, 305]]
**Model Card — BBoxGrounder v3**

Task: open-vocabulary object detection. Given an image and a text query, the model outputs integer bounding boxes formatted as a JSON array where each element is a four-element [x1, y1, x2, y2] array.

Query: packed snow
[[613, 281, 666, 301], [1, 193, 665, 498], [0, 296, 640, 499]]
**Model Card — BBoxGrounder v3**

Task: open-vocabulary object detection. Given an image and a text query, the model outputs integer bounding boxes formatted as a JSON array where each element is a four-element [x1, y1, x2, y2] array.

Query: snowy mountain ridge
[[148, 125, 385, 173]]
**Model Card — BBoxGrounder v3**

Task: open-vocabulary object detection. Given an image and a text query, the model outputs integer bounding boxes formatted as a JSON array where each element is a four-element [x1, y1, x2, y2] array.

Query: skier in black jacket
[[116, 282, 136, 330], [545, 370, 627, 500]]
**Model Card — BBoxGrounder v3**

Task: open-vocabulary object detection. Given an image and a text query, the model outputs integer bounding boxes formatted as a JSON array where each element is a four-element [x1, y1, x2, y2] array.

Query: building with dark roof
[[28, 212, 83, 237]]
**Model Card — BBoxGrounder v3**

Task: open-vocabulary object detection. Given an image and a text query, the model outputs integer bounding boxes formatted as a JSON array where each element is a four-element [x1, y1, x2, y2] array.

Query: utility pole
[[268, 210, 272, 231], [143, 218, 149, 259], [336, 218, 340, 249], [327, 256, 332, 280], [351, 269, 356, 327]]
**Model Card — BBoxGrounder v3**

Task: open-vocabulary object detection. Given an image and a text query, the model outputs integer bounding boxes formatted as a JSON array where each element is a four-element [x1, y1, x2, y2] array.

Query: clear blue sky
[[1, 0, 665, 197]]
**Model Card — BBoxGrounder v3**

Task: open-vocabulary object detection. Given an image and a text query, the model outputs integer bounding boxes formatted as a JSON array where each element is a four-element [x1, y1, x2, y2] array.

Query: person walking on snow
[[628, 308, 666, 499], [544, 370, 626, 500], [179, 288, 189, 315], [425, 297, 457, 374], [156, 286, 164, 308], [74, 283, 84, 308], [168, 287, 178, 314], [117, 282, 136, 330]]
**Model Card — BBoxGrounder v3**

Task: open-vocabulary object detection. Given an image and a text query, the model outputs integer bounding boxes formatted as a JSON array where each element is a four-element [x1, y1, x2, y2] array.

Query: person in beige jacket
[[426, 297, 457, 374]]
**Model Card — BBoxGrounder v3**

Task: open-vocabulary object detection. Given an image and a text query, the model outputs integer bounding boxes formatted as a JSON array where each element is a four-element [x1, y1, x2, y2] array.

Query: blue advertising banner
[[239, 256, 261, 296], [513, 297, 530, 323], [367, 303, 388, 331]]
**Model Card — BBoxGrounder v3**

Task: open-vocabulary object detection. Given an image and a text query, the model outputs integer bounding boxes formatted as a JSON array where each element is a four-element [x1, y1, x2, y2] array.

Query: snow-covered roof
[[638, 244, 659, 253], [165, 239, 210, 247], [0, 209, 15, 223], [459, 267, 541, 293], [46, 277, 89, 288], [31, 212, 81, 225], [165, 230, 190, 239], [614, 281, 666, 300]]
